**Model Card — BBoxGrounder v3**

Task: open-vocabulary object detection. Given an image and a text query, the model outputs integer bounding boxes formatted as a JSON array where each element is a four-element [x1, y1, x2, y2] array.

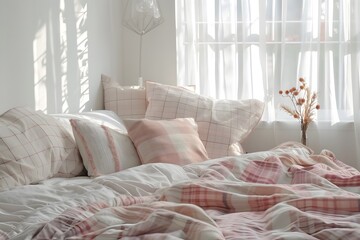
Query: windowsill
[[255, 120, 354, 130]]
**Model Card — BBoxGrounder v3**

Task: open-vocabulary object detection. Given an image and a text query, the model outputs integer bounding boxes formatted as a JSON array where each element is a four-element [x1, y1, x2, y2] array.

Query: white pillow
[[145, 81, 265, 158], [70, 118, 141, 177], [102, 74, 146, 119], [0, 107, 81, 190], [124, 118, 208, 165]]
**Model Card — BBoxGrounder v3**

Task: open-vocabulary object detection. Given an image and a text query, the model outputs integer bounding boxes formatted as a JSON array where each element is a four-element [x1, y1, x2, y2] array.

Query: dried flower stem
[[279, 78, 320, 145]]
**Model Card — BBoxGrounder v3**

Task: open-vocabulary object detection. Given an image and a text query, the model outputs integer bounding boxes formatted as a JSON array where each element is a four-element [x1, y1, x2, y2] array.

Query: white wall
[[242, 121, 359, 169], [0, 0, 122, 114], [120, 0, 177, 86], [0, 0, 176, 114]]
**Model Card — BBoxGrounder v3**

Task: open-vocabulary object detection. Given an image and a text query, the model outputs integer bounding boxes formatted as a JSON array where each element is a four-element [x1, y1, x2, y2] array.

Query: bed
[[1, 79, 360, 239]]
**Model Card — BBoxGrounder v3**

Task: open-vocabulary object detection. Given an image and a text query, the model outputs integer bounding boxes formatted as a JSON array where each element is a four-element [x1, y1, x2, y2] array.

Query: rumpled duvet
[[1, 142, 360, 240]]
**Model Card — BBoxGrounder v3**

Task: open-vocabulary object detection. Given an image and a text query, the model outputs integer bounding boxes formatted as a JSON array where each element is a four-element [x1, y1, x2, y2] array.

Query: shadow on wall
[[0, 0, 104, 114], [32, 0, 89, 113]]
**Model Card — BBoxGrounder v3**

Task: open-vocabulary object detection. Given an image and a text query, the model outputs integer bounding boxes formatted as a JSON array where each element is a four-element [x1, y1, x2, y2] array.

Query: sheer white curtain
[[176, 0, 360, 168]]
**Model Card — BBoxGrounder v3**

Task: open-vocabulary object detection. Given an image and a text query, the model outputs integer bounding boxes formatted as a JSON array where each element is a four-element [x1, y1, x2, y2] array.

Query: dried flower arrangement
[[279, 77, 320, 146]]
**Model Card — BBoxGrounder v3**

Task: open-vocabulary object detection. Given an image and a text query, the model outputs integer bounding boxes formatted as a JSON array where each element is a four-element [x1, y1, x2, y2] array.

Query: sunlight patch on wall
[[33, 1, 89, 114], [33, 25, 48, 113], [344, 54, 353, 119], [76, 2, 89, 112], [60, 0, 69, 113], [59, 0, 89, 113]]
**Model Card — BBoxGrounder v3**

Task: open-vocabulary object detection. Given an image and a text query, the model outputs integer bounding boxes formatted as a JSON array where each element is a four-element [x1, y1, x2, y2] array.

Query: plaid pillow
[[101, 74, 146, 119], [0, 107, 81, 190], [145, 81, 264, 158], [101, 75, 197, 120], [124, 118, 208, 165]]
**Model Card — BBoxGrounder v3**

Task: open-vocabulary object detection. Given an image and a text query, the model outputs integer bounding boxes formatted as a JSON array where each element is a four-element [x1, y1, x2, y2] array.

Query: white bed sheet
[[38, 176, 92, 186], [0, 163, 194, 239]]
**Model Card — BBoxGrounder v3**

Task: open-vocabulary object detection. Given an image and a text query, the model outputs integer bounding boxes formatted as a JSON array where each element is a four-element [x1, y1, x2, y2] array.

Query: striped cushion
[[145, 81, 265, 158], [52, 110, 126, 177], [124, 118, 209, 165], [102, 75, 146, 119], [0, 107, 81, 190], [70, 119, 141, 177]]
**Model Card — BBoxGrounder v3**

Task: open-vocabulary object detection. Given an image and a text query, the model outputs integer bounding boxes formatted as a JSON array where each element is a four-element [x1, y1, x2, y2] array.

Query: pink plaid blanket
[[6, 143, 360, 239]]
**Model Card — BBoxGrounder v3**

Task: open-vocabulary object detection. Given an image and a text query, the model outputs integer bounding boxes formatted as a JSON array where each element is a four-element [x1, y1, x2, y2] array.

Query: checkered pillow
[[70, 118, 141, 177], [145, 81, 265, 158], [102, 74, 146, 119], [124, 118, 208, 165], [0, 107, 81, 190]]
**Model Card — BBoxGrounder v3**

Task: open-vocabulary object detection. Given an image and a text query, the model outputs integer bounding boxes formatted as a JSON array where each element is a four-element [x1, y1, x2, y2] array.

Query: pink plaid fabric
[[0, 107, 81, 190], [102, 74, 147, 119], [5, 143, 360, 239], [33, 195, 224, 240], [145, 81, 264, 158], [124, 118, 209, 165]]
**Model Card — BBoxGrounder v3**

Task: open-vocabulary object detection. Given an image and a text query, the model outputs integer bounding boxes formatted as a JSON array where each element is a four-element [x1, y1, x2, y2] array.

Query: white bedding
[[0, 162, 193, 239], [2, 106, 360, 239], [38, 176, 92, 186], [2, 143, 360, 239]]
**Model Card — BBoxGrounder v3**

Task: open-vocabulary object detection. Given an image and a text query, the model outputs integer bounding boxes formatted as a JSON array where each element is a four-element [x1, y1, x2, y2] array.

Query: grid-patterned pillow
[[102, 74, 146, 119], [124, 118, 208, 165], [145, 81, 265, 158], [70, 118, 141, 177], [0, 107, 81, 190]]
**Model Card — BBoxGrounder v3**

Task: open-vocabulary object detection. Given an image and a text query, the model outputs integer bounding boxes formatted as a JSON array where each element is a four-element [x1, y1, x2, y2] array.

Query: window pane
[[176, 0, 358, 122]]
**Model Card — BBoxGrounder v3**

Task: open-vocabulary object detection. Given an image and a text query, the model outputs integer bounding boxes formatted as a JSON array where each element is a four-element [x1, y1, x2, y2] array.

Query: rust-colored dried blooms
[[279, 77, 320, 135]]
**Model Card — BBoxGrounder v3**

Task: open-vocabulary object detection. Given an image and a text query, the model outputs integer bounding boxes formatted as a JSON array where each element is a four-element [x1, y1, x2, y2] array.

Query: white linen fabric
[[70, 118, 141, 177], [39, 176, 91, 186], [0, 162, 195, 238], [145, 81, 264, 158], [0, 107, 81, 190], [53, 110, 129, 136]]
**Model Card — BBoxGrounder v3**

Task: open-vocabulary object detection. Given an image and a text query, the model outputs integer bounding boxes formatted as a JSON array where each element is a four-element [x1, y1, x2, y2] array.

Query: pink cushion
[[145, 81, 265, 158], [70, 119, 141, 177], [124, 118, 209, 165], [102, 74, 146, 119], [0, 107, 81, 190]]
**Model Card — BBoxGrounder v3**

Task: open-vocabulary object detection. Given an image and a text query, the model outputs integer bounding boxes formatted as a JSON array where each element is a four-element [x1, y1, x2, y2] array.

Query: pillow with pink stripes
[[70, 118, 141, 177], [124, 118, 209, 165], [145, 81, 265, 159]]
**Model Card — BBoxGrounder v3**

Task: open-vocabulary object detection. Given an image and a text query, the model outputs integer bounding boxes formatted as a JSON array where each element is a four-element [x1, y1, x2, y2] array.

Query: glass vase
[[301, 128, 307, 146], [300, 122, 308, 146]]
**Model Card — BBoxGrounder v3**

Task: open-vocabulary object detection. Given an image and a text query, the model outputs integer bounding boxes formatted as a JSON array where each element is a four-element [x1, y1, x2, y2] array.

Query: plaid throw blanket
[[4, 143, 360, 239]]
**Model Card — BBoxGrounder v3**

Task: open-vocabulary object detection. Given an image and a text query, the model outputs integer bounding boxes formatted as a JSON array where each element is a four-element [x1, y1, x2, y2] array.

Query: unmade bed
[[1, 79, 360, 239]]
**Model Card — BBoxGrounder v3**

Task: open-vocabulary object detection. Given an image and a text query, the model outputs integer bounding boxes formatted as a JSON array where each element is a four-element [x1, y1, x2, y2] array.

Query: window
[[176, 0, 360, 122]]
